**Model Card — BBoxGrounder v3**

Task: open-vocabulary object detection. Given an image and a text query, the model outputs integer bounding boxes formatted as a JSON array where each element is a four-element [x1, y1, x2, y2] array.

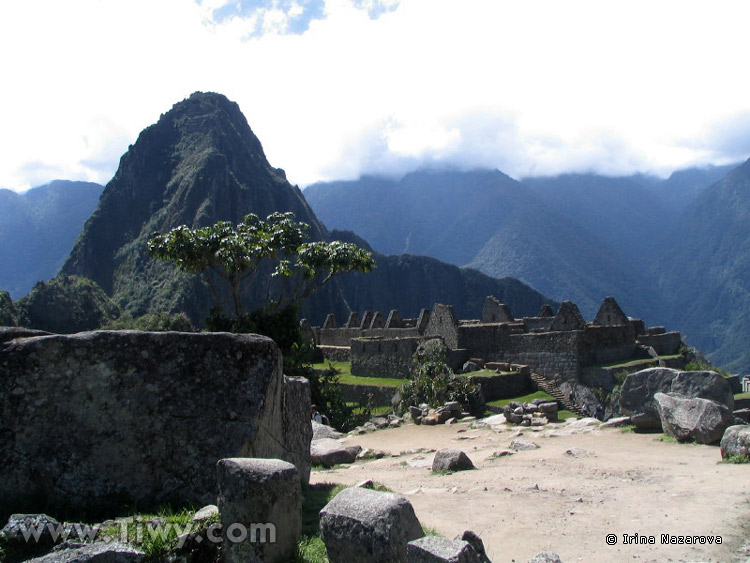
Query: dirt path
[[310, 418, 750, 563]]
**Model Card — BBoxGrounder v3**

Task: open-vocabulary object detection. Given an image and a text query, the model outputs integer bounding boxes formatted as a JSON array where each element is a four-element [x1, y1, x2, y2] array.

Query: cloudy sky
[[2, 0, 750, 192]]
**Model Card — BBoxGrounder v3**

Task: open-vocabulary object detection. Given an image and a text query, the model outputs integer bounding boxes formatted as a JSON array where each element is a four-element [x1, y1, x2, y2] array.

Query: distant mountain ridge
[[55, 92, 552, 326], [305, 169, 660, 319], [0, 180, 103, 298], [305, 161, 750, 370]]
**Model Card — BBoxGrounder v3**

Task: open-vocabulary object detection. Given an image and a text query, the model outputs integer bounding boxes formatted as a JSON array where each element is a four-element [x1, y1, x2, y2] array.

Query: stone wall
[[504, 331, 583, 383], [637, 331, 683, 356], [0, 330, 311, 517], [350, 337, 422, 378], [580, 325, 637, 365], [470, 371, 532, 401]]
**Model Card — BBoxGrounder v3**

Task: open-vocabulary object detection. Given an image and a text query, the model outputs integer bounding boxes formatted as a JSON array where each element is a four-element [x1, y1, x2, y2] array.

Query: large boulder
[[720, 425, 750, 460], [654, 393, 735, 444], [319, 486, 424, 563], [310, 439, 362, 467], [620, 368, 734, 429], [432, 449, 475, 472], [0, 331, 312, 516]]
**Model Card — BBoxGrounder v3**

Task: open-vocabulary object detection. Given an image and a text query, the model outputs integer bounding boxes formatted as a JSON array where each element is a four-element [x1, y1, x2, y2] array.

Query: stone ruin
[[308, 296, 687, 410], [0, 329, 312, 517]]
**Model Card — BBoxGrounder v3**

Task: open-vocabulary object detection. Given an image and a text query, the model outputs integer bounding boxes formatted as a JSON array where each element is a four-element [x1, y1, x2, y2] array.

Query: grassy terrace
[[311, 361, 404, 388]]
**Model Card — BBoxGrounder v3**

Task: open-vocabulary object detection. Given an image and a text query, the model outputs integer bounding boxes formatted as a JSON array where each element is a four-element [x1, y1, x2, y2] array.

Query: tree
[[147, 212, 375, 319]]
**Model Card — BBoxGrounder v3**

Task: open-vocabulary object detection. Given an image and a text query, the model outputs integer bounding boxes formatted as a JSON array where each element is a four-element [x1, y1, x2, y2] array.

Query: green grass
[[96, 505, 206, 562], [592, 357, 659, 370], [456, 368, 516, 378], [338, 373, 404, 388], [311, 361, 351, 373], [719, 455, 750, 464], [735, 392, 750, 400], [312, 362, 405, 388], [487, 390, 557, 408]]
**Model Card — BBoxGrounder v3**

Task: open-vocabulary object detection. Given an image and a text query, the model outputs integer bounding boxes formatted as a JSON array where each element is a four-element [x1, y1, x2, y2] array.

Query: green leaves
[[147, 212, 374, 318]]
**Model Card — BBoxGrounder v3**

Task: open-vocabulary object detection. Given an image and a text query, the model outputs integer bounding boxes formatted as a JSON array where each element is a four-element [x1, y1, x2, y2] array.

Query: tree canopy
[[147, 212, 375, 318]]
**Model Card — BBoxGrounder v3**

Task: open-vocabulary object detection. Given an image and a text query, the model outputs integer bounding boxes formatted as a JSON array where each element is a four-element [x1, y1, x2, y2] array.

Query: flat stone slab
[[25, 541, 145, 562]]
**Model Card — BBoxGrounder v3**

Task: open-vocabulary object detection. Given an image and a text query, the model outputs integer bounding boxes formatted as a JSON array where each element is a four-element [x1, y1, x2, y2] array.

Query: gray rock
[[319, 486, 424, 563], [312, 421, 343, 440], [407, 536, 482, 562], [1, 514, 60, 548], [0, 331, 311, 514], [216, 457, 301, 563], [510, 438, 539, 451], [192, 504, 219, 522], [721, 425, 750, 459], [461, 530, 492, 563], [620, 368, 734, 430], [528, 551, 563, 563], [310, 439, 362, 467], [432, 449, 475, 472], [25, 541, 145, 562], [654, 393, 734, 444], [599, 416, 631, 428], [462, 361, 479, 373]]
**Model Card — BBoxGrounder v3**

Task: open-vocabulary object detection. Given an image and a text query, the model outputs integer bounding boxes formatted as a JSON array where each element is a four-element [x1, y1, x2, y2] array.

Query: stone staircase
[[530, 372, 585, 416]]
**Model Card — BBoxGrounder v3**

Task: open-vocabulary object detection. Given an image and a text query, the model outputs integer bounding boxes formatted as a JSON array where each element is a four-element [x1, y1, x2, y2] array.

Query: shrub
[[102, 312, 194, 332], [399, 339, 484, 416]]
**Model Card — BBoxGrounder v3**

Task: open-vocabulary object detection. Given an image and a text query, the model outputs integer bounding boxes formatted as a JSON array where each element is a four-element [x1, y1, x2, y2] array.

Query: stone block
[[319, 487, 424, 563], [0, 331, 310, 515], [217, 458, 301, 563], [407, 536, 482, 562]]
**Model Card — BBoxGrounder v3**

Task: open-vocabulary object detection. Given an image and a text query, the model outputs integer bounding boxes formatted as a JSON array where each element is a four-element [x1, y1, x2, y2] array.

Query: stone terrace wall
[[351, 337, 423, 378], [455, 323, 516, 362], [504, 331, 583, 383], [579, 324, 637, 365], [638, 332, 683, 356], [0, 330, 311, 516]]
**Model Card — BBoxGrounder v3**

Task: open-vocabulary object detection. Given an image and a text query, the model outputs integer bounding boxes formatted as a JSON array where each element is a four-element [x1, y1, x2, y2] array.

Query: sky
[[2, 0, 750, 192]]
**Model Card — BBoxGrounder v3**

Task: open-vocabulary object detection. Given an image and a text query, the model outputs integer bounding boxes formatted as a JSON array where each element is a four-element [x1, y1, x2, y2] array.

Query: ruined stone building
[[306, 296, 685, 406]]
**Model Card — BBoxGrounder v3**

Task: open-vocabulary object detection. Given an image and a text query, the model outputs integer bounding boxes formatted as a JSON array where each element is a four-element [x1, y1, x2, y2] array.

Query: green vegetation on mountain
[[15, 275, 119, 334], [306, 170, 655, 318], [657, 158, 750, 371], [61, 92, 335, 325], [0, 291, 18, 326], [0, 180, 103, 298], [51, 92, 553, 332]]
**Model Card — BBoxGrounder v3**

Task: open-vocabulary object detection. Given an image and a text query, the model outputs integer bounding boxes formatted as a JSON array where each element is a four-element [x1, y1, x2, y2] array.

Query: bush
[[399, 339, 484, 416], [102, 312, 194, 332], [16, 275, 120, 333]]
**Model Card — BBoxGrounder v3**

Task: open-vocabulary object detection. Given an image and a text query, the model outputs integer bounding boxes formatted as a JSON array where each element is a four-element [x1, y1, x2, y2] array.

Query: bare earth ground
[[310, 418, 750, 563]]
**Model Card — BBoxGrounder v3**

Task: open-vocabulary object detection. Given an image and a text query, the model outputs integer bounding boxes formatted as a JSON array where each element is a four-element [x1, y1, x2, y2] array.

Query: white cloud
[[1, 0, 749, 191]]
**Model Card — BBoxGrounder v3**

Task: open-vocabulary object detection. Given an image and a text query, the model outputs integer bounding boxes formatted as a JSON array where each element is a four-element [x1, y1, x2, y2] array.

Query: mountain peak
[[62, 92, 325, 319]]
